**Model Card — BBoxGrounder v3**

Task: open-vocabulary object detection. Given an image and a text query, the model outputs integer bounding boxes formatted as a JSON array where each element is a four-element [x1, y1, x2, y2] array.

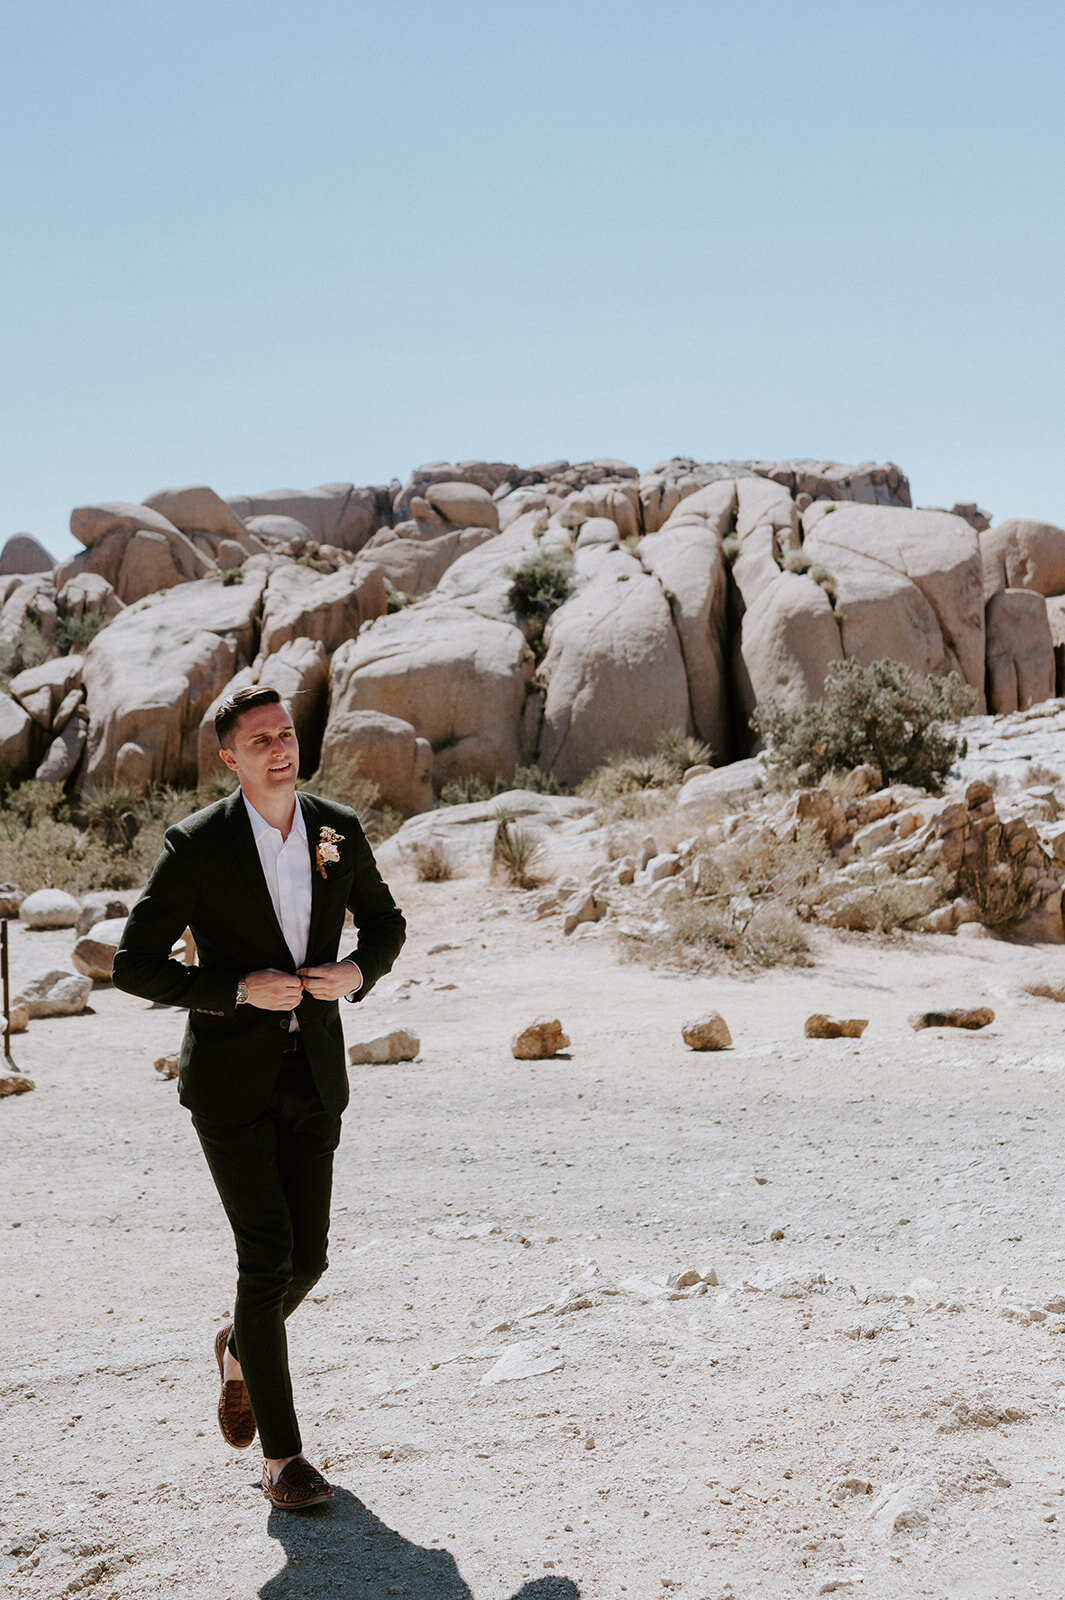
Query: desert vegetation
[[753, 658, 976, 791]]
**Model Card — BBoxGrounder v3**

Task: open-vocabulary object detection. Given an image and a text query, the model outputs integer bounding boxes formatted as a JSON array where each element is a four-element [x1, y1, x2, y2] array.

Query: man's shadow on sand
[[259, 1487, 580, 1600]]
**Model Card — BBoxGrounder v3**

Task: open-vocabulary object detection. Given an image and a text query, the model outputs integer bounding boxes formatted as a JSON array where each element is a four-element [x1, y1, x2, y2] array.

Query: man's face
[[218, 702, 299, 800]]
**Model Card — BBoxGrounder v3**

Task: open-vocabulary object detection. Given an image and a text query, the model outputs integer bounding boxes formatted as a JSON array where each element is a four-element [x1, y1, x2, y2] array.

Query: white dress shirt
[[244, 793, 312, 1028]]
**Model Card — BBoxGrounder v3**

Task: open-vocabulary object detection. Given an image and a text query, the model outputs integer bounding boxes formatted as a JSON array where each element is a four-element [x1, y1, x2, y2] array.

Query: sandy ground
[[3, 863, 1065, 1600]]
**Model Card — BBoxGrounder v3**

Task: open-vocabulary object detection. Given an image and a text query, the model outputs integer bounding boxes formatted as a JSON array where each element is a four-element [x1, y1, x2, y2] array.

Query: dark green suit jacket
[[112, 788, 406, 1120]]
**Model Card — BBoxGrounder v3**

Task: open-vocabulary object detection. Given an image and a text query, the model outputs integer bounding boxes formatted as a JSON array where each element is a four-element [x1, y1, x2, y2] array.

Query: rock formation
[[0, 454, 1062, 805]]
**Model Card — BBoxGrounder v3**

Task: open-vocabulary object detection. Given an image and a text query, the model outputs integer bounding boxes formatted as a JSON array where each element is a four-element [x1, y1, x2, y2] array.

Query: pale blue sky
[[2, 0, 1063, 560]]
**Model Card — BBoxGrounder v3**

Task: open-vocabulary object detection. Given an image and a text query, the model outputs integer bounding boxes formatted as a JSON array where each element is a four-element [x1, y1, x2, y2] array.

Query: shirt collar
[[242, 791, 307, 844]]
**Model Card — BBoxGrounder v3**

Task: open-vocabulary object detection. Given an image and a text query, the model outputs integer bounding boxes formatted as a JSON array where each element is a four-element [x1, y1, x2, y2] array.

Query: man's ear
[[218, 746, 237, 772]]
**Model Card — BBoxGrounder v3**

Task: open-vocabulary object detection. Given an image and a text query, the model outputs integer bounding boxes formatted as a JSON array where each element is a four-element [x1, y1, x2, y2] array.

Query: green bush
[[0, 620, 49, 689], [504, 548, 575, 659], [752, 658, 975, 791], [577, 728, 713, 809], [56, 610, 108, 653]]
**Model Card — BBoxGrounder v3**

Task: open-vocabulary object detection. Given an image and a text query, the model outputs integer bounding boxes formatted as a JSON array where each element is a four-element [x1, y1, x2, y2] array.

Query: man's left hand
[[298, 961, 363, 1001]]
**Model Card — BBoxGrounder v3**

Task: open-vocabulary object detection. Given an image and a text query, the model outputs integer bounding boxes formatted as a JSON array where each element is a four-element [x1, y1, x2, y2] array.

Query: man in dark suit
[[113, 685, 406, 1510]]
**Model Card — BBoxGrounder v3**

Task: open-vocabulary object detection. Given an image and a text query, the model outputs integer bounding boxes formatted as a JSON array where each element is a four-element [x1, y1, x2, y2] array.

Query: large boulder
[[638, 482, 732, 756], [360, 525, 497, 597], [244, 513, 314, 542], [317, 705, 433, 815], [0, 694, 36, 785], [735, 570, 843, 719], [258, 561, 386, 658], [226, 484, 382, 552], [802, 503, 985, 699], [81, 575, 266, 789], [142, 485, 249, 542], [56, 571, 124, 621], [557, 482, 641, 540], [537, 547, 691, 787], [72, 916, 127, 981], [70, 501, 183, 548], [424, 482, 499, 530], [334, 606, 531, 788], [9, 656, 83, 729], [196, 637, 329, 784], [35, 714, 88, 784], [979, 519, 1065, 600], [985, 589, 1055, 713], [57, 518, 218, 606], [393, 461, 519, 522], [0, 535, 54, 576]]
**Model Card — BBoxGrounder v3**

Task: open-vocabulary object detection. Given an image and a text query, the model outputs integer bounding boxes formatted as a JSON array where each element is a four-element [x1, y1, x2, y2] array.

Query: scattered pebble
[[511, 1018, 570, 1059], [681, 1012, 732, 1051], [347, 1029, 420, 1065], [805, 1014, 868, 1039], [908, 1007, 994, 1031]]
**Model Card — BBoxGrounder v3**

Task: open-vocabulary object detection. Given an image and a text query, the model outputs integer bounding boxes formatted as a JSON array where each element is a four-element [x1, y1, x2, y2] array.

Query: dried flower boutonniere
[[316, 825, 344, 879]]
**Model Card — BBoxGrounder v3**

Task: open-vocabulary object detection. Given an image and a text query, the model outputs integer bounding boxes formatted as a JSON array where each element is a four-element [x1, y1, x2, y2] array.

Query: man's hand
[[243, 969, 306, 1011], [298, 961, 363, 1001]]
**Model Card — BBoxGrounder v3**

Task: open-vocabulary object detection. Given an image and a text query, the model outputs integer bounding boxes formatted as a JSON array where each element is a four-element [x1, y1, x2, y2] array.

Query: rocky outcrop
[[334, 606, 531, 789], [142, 485, 250, 543], [318, 658, 433, 812], [258, 560, 386, 658], [802, 503, 986, 699], [360, 524, 497, 597], [227, 483, 386, 552], [0, 535, 54, 576], [985, 589, 1055, 713], [61, 501, 219, 605], [82, 575, 267, 789], [538, 547, 691, 788], [980, 519, 1065, 599]]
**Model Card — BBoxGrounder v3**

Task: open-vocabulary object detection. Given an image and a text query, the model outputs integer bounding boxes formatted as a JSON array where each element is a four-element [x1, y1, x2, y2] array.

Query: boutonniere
[[315, 825, 344, 878]]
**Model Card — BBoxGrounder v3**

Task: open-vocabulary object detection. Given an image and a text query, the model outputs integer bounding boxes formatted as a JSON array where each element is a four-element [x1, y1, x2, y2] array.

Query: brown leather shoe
[[262, 1456, 334, 1511], [214, 1324, 257, 1449]]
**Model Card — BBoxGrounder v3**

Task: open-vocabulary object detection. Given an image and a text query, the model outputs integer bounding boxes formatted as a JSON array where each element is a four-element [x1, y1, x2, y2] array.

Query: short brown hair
[[215, 685, 283, 749]]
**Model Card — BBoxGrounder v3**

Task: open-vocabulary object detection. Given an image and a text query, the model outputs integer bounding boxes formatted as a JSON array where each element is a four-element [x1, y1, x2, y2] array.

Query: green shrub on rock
[[752, 658, 975, 791]]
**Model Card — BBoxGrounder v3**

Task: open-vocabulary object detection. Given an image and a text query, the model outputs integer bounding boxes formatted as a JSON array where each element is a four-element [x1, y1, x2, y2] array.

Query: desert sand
[[3, 862, 1065, 1600]]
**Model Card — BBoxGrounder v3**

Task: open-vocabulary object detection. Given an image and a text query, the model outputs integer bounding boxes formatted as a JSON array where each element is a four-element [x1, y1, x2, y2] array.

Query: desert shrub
[[808, 565, 836, 600], [439, 765, 564, 806], [623, 821, 828, 970], [958, 826, 1033, 929], [819, 865, 954, 933], [0, 620, 49, 689], [2, 780, 69, 826], [78, 783, 145, 848], [409, 840, 454, 882], [220, 567, 245, 586], [56, 610, 108, 653], [492, 816, 545, 889], [386, 589, 413, 613], [504, 548, 575, 658], [577, 728, 712, 812], [783, 548, 811, 574], [753, 658, 975, 791]]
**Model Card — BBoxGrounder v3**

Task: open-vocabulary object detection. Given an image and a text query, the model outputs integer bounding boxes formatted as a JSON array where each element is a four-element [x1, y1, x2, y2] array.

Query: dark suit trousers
[[191, 1044, 341, 1459]]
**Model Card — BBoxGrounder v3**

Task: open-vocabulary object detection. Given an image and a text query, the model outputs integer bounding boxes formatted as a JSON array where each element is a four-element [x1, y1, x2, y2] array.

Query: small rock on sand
[[511, 1018, 570, 1059], [0, 883, 24, 918], [348, 1029, 420, 1065], [19, 889, 80, 930], [72, 916, 128, 981], [682, 1012, 733, 1050], [154, 1053, 179, 1080], [481, 1342, 566, 1385], [908, 1007, 994, 1031], [14, 970, 93, 1017], [805, 1014, 869, 1039], [0, 1072, 33, 1097]]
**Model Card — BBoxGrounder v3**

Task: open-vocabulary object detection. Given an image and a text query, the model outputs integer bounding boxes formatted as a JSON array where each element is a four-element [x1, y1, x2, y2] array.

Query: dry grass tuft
[[492, 816, 546, 889], [409, 841, 455, 882], [622, 821, 828, 970]]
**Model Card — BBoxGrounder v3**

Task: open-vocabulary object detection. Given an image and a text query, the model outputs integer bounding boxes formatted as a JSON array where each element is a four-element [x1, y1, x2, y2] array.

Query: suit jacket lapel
[[225, 788, 291, 962], [300, 792, 329, 962]]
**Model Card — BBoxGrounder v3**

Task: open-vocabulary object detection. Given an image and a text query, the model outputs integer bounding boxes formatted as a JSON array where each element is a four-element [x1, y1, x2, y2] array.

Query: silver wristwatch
[[235, 977, 250, 1006]]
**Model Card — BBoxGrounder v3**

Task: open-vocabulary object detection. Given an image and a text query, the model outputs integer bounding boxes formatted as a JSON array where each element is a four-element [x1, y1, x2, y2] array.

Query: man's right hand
[[242, 969, 305, 1011]]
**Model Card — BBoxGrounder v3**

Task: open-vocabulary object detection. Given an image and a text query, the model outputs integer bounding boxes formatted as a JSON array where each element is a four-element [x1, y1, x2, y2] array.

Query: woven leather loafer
[[262, 1456, 334, 1511], [214, 1324, 257, 1450]]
